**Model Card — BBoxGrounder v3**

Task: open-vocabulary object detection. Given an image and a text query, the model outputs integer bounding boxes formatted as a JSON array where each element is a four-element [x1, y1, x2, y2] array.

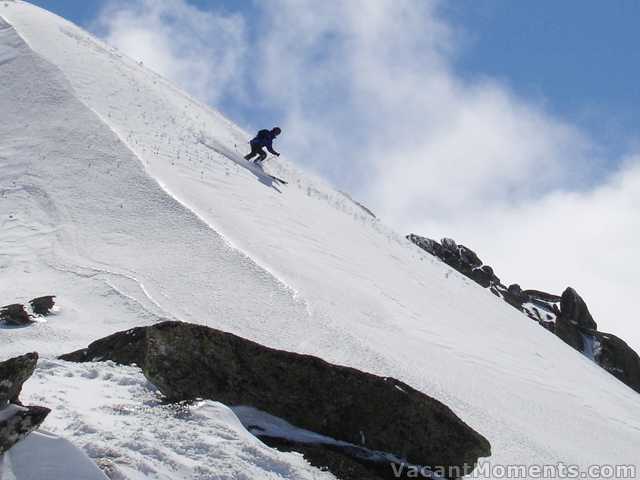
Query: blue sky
[[30, 0, 640, 165], [443, 0, 640, 160]]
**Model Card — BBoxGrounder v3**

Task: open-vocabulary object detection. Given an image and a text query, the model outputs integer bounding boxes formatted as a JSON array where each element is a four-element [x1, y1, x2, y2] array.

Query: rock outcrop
[[0, 352, 38, 405], [558, 287, 597, 330], [0, 353, 50, 455], [408, 235, 501, 289], [594, 331, 640, 390], [555, 289, 640, 391], [1, 296, 56, 326], [0, 405, 51, 455], [29, 296, 56, 316], [0, 304, 33, 326], [408, 234, 640, 394], [62, 321, 491, 478]]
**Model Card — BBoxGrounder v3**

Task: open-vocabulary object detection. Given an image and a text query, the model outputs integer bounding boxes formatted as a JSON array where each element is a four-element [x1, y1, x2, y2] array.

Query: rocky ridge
[[408, 234, 640, 394]]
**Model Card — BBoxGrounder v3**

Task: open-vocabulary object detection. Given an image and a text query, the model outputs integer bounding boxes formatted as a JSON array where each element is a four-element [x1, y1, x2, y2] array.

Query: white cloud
[[249, 0, 640, 350], [420, 157, 640, 348], [93, 0, 640, 351], [93, 0, 247, 105]]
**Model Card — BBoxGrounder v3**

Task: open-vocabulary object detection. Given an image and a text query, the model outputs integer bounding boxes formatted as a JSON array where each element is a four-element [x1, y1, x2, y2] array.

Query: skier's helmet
[[272, 127, 282, 136]]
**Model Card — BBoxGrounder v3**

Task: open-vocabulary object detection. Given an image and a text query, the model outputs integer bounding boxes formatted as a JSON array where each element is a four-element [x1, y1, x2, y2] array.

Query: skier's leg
[[255, 148, 267, 163], [244, 143, 259, 160]]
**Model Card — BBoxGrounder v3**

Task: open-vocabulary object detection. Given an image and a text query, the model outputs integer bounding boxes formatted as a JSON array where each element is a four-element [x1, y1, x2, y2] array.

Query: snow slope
[[1, 1, 639, 478], [2, 430, 108, 480], [19, 359, 335, 480]]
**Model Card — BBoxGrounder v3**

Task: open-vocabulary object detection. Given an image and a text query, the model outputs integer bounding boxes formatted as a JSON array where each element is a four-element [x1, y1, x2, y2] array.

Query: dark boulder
[[408, 235, 501, 290], [539, 320, 555, 333], [258, 435, 450, 479], [555, 289, 640, 393], [559, 287, 597, 330], [258, 436, 385, 479], [469, 266, 499, 289], [0, 405, 50, 455], [61, 327, 147, 366], [0, 353, 38, 405], [0, 304, 33, 326], [62, 321, 491, 475], [457, 245, 482, 270], [439, 238, 466, 272], [508, 284, 523, 296], [523, 290, 562, 304], [29, 296, 56, 316], [0, 353, 49, 454], [594, 332, 640, 393], [501, 284, 528, 310], [407, 234, 443, 258], [554, 288, 597, 359], [554, 316, 585, 353], [440, 237, 458, 254]]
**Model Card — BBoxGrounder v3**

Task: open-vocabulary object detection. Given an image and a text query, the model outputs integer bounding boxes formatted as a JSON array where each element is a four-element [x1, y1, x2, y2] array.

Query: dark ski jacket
[[250, 129, 279, 155]]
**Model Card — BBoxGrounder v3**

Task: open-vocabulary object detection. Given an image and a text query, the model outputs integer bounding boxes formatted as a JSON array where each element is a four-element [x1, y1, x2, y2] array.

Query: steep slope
[[0, 8, 311, 358], [1, 1, 639, 478]]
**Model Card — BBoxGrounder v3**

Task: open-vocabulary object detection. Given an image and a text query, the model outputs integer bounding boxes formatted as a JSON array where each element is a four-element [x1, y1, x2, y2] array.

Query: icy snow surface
[[0, 1, 639, 478]]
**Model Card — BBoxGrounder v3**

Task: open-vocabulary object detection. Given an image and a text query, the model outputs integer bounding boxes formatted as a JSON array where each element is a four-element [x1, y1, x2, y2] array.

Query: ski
[[252, 161, 288, 184], [267, 174, 288, 184], [197, 138, 287, 185]]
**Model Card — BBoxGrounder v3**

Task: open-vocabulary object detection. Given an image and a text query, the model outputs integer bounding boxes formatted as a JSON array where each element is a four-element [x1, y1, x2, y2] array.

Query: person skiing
[[244, 127, 281, 163]]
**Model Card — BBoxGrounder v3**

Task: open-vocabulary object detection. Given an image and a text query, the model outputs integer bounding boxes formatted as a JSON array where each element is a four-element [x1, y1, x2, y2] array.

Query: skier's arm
[[266, 141, 280, 156]]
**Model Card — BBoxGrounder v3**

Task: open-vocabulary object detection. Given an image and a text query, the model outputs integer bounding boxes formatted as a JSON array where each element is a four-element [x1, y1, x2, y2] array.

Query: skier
[[244, 127, 281, 163]]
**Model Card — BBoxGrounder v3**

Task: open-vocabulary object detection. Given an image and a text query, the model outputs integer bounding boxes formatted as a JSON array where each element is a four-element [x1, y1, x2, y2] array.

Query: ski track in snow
[[1, 2, 640, 479]]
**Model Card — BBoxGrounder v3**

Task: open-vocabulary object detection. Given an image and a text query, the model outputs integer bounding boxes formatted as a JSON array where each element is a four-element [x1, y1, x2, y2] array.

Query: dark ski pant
[[244, 143, 267, 162]]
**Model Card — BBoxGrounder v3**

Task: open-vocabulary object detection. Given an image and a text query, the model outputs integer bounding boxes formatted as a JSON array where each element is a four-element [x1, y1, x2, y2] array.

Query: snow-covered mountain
[[1, 1, 639, 478]]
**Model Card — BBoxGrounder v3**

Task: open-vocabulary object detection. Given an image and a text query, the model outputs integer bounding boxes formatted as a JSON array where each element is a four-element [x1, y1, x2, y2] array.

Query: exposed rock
[[408, 235, 500, 289], [468, 265, 497, 289], [259, 436, 422, 480], [29, 296, 56, 316], [61, 327, 146, 365], [62, 321, 491, 476], [554, 316, 585, 353], [523, 290, 562, 304], [261, 436, 379, 479], [0, 405, 50, 455], [501, 284, 528, 310], [407, 234, 443, 259], [0, 304, 33, 326], [0, 353, 38, 405], [0, 353, 49, 454], [559, 287, 597, 330], [408, 233, 640, 395], [554, 290, 640, 393], [594, 332, 640, 393], [538, 320, 555, 333], [457, 244, 482, 270], [1, 296, 56, 325]]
